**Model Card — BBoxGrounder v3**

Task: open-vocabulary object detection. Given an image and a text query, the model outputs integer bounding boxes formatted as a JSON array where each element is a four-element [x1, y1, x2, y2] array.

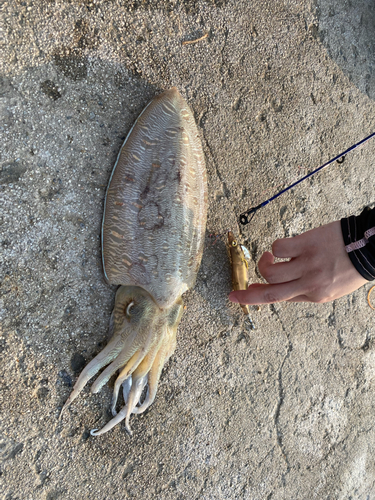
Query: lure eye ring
[[125, 301, 135, 318]]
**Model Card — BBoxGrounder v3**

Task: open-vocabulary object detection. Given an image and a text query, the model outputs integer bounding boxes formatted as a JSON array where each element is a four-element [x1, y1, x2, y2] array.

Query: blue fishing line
[[239, 131, 375, 225]]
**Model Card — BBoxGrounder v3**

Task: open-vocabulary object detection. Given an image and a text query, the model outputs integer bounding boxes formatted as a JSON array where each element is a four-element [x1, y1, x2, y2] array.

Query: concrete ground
[[1, 0, 375, 498]]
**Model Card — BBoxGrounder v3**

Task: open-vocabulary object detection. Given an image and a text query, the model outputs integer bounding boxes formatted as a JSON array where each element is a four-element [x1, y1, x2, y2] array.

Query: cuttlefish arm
[[61, 286, 183, 436]]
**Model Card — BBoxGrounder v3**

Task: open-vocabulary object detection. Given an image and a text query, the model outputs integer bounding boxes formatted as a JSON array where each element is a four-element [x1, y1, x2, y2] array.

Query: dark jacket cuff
[[341, 206, 375, 281]]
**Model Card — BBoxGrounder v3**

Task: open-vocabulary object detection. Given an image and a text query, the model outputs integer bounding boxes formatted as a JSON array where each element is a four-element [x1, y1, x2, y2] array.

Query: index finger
[[229, 281, 303, 305]]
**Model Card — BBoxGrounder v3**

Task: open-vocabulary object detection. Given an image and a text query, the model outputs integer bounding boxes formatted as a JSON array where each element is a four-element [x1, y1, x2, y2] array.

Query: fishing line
[[239, 131, 375, 226]]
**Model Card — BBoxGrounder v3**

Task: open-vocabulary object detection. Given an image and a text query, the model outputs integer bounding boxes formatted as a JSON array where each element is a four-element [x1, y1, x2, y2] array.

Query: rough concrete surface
[[1, 0, 375, 498]]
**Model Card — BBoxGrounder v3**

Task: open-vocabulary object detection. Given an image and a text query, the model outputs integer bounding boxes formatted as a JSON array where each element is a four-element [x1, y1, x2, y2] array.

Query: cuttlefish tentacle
[[90, 329, 140, 395], [121, 358, 159, 433], [122, 376, 132, 404], [111, 330, 163, 415], [60, 333, 123, 416], [90, 320, 178, 436], [91, 405, 130, 437], [133, 323, 177, 415]]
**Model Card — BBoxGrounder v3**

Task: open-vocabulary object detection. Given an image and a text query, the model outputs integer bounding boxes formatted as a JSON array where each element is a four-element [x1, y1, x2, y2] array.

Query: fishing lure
[[228, 231, 255, 329]]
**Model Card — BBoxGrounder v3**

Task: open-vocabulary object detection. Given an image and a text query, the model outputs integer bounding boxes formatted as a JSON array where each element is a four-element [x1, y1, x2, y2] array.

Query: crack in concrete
[[202, 131, 235, 224], [219, 27, 230, 87], [270, 304, 293, 474], [204, 134, 230, 197]]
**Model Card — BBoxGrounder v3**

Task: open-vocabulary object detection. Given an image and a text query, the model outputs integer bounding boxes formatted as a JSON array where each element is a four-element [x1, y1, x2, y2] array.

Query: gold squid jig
[[228, 231, 255, 329]]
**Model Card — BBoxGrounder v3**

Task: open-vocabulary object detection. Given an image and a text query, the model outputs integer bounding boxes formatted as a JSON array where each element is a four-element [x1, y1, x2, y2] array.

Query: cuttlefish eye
[[125, 301, 135, 318], [231, 240, 238, 247]]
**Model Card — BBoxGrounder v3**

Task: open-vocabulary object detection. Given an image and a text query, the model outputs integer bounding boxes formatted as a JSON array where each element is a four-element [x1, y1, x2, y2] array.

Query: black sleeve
[[341, 206, 375, 281]]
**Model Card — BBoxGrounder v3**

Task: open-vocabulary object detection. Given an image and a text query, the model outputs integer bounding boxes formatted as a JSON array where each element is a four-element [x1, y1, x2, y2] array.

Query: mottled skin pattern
[[61, 88, 207, 435], [102, 87, 207, 307]]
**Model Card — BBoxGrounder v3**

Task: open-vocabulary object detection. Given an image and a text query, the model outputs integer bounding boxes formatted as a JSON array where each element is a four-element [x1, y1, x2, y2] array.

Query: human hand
[[229, 221, 368, 304]]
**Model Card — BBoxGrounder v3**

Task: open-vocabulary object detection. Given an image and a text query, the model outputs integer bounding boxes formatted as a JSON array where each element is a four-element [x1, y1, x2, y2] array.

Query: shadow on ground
[[317, 0, 375, 101]]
